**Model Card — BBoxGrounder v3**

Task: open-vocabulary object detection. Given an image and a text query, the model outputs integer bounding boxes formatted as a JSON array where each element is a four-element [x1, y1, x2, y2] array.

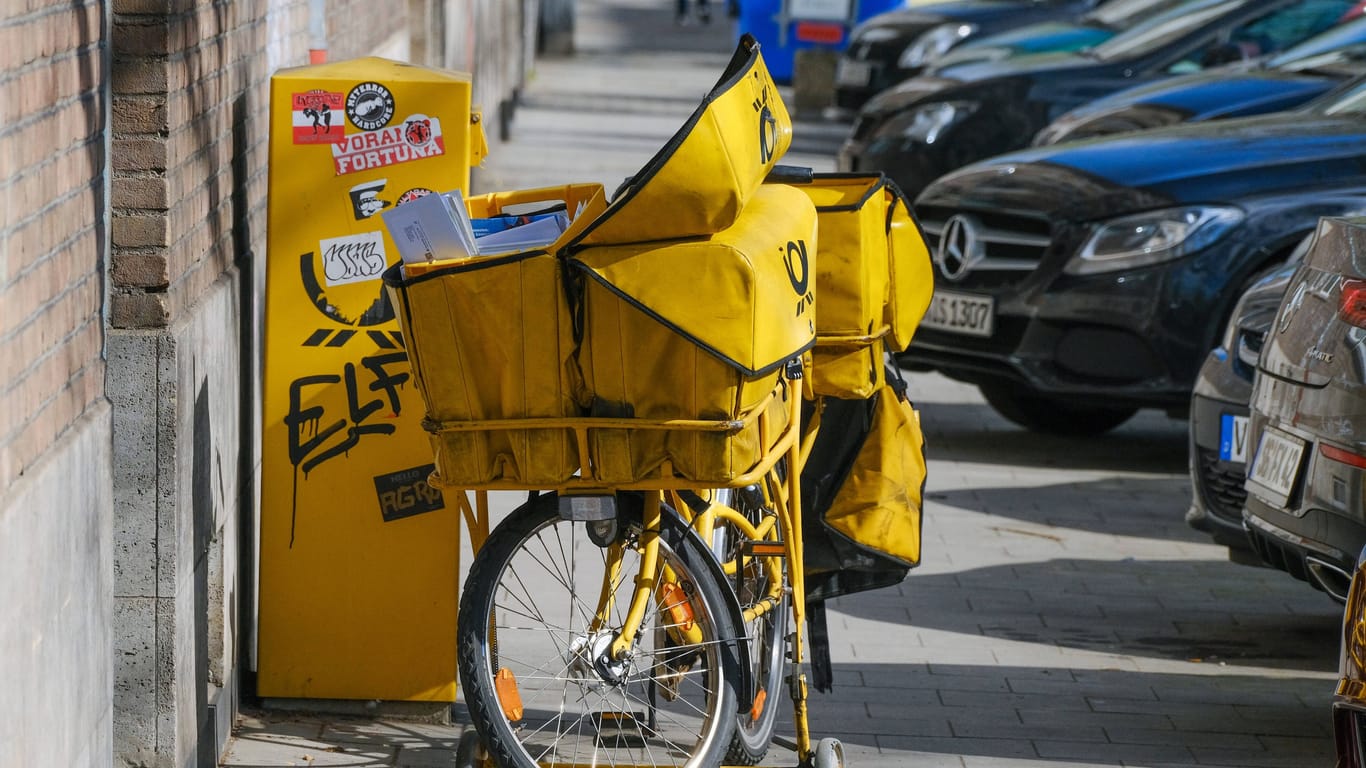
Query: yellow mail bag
[[383, 183, 607, 487], [569, 182, 818, 484], [883, 179, 934, 352], [571, 34, 793, 247], [795, 173, 892, 398], [802, 377, 926, 603]]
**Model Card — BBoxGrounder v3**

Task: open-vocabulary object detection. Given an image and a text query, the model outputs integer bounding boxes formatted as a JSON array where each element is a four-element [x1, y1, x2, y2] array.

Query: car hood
[[933, 21, 1112, 69], [930, 114, 1366, 213], [932, 49, 1093, 83], [1064, 68, 1342, 121], [860, 74, 969, 114], [855, 0, 1048, 35]]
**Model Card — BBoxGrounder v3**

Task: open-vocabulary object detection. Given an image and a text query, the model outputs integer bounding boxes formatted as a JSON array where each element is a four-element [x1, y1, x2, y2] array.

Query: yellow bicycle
[[381, 34, 931, 768], [449, 383, 825, 768]]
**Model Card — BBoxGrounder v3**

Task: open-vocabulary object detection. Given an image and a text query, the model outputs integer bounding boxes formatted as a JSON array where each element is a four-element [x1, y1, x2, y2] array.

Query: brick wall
[[0, 1, 109, 494], [325, 0, 410, 60], [111, 0, 273, 330]]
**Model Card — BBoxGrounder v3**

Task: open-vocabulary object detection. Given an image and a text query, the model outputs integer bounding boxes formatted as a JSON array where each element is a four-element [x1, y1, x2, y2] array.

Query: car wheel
[[979, 382, 1137, 435]]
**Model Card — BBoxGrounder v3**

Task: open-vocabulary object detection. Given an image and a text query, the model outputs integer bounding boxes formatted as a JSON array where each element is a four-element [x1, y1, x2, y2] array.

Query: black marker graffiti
[[284, 350, 411, 546]]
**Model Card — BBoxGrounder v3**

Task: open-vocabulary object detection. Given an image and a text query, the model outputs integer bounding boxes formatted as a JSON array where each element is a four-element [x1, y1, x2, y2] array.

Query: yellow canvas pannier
[[382, 183, 607, 487], [801, 375, 926, 604], [883, 179, 934, 351], [571, 34, 792, 247], [569, 182, 818, 484], [794, 173, 892, 399]]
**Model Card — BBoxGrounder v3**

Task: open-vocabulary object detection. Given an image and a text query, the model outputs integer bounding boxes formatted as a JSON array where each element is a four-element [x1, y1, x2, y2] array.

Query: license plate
[[1247, 427, 1306, 507], [835, 60, 872, 87], [1219, 413, 1250, 463], [922, 290, 994, 337]]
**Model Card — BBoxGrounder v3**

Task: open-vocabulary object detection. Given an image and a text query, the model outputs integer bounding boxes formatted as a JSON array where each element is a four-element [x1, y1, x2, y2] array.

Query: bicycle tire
[[707, 488, 789, 765], [457, 492, 742, 768]]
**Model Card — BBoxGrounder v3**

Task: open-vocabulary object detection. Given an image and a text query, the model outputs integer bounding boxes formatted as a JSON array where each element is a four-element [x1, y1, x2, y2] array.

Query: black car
[[1187, 249, 1303, 557], [1036, 11, 1366, 144], [1245, 216, 1366, 602], [839, 0, 1358, 200], [902, 76, 1366, 434], [831, 0, 1105, 116]]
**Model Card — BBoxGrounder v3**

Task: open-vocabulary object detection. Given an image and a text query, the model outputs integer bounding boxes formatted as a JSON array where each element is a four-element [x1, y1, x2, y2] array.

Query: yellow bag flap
[[824, 383, 926, 567], [799, 173, 884, 211], [884, 181, 934, 351], [570, 35, 793, 247], [571, 183, 817, 376]]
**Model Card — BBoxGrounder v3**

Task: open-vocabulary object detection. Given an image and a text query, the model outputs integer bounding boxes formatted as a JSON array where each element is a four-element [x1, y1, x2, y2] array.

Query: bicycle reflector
[[495, 667, 524, 722], [558, 493, 617, 521]]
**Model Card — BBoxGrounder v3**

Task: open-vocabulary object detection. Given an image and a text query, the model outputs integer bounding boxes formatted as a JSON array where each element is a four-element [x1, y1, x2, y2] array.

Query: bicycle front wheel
[[457, 492, 741, 768]]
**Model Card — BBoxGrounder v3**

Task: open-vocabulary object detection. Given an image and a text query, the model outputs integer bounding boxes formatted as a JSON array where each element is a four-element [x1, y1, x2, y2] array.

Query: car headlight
[[899, 100, 979, 144], [1066, 206, 1245, 275], [899, 23, 977, 69], [852, 26, 902, 44]]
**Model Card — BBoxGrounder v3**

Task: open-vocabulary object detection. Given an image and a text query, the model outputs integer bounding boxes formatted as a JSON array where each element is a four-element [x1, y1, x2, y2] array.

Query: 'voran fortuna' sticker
[[332, 115, 445, 175]]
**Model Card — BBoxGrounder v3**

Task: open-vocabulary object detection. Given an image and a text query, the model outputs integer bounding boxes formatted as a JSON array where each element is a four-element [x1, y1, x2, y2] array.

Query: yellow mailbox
[[261, 57, 485, 701]]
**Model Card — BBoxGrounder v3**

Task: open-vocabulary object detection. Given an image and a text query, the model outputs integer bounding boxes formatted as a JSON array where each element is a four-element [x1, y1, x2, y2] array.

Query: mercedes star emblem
[[936, 214, 985, 282]]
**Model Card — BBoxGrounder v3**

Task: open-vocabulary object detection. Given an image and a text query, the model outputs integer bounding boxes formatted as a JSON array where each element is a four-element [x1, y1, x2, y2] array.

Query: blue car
[[1037, 9, 1366, 144]]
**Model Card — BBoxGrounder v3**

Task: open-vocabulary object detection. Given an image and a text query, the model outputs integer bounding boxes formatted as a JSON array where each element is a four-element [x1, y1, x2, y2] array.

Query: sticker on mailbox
[[332, 115, 445, 175], [292, 90, 345, 144]]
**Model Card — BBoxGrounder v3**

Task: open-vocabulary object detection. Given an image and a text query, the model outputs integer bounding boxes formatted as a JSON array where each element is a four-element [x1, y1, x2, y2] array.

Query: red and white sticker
[[332, 114, 446, 175], [291, 90, 345, 144]]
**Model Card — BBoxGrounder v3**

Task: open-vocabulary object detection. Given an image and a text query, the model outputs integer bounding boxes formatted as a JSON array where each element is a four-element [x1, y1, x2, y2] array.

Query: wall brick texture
[[111, 0, 272, 332], [326, 0, 410, 60], [0, 1, 109, 493]]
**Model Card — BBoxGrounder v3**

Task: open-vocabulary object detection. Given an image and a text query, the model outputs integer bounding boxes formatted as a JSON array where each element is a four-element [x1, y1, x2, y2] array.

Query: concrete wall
[[109, 271, 249, 767], [0, 406, 115, 768]]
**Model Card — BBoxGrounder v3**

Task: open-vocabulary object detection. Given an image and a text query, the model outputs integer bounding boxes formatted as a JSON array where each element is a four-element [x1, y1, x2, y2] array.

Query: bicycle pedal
[[593, 711, 650, 748]]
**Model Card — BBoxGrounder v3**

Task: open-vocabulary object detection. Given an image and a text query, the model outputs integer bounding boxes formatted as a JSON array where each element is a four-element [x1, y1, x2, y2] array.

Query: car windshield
[[1267, 15, 1366, 68], [1087, 0, 1246, 61], [1084, 0, 1194, 30]]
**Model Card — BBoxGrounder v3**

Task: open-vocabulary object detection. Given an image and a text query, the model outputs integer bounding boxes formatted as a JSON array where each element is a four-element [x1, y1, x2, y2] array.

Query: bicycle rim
[[458, 494, 739, 768]]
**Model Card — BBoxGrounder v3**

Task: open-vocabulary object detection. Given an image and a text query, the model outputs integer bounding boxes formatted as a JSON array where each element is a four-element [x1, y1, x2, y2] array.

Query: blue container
[[741, 0, 906, 83]]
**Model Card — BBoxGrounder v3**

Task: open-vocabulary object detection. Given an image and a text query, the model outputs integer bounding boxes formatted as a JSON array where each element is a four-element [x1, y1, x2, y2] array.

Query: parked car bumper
[[1243, 409, 1366, 603]]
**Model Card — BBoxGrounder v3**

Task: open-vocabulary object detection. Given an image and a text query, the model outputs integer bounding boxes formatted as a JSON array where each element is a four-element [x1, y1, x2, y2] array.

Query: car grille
[[917, 204, 1052, 283], [1194, 446, 1247, 525]]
